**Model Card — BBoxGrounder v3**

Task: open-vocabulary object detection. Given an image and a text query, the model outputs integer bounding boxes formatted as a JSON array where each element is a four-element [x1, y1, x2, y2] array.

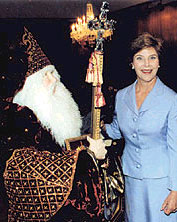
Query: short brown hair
[[130, 32, 163, 60]]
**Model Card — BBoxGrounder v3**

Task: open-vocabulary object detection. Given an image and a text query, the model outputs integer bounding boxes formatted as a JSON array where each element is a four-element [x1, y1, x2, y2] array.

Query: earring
[[132, 65, 135, 69], [158, 65, 160, 68]]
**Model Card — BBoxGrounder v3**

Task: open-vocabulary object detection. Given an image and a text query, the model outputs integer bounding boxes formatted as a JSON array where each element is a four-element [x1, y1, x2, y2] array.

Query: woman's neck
[[136, 77, 157, 93]]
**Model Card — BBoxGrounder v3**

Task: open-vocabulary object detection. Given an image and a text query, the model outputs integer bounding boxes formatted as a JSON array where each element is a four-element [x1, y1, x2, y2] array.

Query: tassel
[[95, 86, 106, 107], [85, 51, 106, 107]]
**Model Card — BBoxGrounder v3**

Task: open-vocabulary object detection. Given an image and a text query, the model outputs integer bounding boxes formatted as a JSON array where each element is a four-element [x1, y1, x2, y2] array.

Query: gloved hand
[[87, 136, 107, 160]]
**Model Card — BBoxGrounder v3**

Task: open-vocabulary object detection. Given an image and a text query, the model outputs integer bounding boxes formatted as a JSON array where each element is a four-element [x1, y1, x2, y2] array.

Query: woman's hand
[[87, 136, 107, 160], [161, 191, 177, 215]]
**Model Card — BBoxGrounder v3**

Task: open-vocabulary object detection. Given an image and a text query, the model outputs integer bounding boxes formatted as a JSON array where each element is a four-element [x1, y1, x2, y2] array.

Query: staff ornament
[[86, 2, 124, 222]]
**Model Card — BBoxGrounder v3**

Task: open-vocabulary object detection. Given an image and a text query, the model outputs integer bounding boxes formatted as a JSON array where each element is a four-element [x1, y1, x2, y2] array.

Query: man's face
[[43, 71, 57, 94], [13, 66, 82, 146]]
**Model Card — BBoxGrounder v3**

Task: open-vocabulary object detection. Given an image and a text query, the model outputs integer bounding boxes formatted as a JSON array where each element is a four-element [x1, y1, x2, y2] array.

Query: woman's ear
[[129, 62, 134, 70]]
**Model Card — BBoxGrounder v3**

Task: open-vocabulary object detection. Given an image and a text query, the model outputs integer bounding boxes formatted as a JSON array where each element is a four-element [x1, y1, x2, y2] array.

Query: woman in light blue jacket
[[104, 33, 177, 222]]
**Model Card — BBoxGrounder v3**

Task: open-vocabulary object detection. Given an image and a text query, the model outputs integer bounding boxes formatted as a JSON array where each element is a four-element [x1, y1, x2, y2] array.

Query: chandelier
[[70, 3, 114, 47]]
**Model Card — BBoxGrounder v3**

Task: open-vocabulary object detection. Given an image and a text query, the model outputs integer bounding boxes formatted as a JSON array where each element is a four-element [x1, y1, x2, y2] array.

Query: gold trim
[[65, 134, 91, 151]]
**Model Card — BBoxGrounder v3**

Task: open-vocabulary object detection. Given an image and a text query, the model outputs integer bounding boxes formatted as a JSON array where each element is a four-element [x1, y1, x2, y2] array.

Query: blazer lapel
[[124, 80, 139, 116], [139, 77, 164, 112], [124, 77, 165, 115]]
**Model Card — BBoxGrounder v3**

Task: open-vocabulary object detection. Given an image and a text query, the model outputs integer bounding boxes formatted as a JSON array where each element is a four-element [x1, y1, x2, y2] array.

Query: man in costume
[[0, 27, 107, 221]]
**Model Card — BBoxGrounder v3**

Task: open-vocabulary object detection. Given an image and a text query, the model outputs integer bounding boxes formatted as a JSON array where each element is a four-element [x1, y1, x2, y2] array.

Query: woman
[[103, 33, 177, 221]]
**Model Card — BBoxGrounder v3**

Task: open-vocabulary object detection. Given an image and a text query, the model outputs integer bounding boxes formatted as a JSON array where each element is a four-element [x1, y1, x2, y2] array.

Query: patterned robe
[[0, 99, 103, 222]]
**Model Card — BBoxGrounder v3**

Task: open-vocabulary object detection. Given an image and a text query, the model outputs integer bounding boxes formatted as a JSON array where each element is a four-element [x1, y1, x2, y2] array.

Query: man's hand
[[161, 191, 177, 215], [87, 136, 107, 160]]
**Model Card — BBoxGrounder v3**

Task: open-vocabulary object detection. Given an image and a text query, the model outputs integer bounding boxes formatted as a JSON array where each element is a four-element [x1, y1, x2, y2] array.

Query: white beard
[[13, 65, 82, 147]]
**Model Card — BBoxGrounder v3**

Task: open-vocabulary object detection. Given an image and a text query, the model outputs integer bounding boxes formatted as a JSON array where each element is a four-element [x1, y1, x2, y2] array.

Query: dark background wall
[[1, 1, 177, 116]]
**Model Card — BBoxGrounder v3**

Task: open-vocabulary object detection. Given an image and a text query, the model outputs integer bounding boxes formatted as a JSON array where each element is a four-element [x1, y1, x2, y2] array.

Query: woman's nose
[[144, 59, 150, 67]]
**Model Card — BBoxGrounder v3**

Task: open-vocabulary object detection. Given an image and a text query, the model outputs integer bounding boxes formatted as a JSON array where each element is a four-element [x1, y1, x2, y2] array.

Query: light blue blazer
[[106, 77, 177, 190]]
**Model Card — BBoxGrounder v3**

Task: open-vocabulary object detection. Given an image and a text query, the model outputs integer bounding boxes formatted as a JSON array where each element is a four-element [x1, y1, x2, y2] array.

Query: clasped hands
[[87, 136, 107, 160], [161, 190, 177, 215]]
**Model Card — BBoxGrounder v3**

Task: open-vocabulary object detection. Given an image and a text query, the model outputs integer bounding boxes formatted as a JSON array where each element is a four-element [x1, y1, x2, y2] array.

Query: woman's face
[[132, 47, 159, 83]]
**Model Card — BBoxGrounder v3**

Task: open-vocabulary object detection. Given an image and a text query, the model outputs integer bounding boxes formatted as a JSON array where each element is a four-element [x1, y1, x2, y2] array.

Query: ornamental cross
[[85, 1, 116, 139], [87, 1, 116, 52]]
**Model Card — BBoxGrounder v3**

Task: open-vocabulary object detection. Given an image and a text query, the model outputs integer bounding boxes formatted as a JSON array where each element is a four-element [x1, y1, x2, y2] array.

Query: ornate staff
[[85, 1, 115, 139], [70, 3, 124, 221], [85, 6, 125, 222]]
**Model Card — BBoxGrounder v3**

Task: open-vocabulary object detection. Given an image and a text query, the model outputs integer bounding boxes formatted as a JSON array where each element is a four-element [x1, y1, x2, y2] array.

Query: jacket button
[[132, 133, 137, 138], [133, 117, 137, 122], [135, 148, 139, 153], [136, 164, 141, 168]]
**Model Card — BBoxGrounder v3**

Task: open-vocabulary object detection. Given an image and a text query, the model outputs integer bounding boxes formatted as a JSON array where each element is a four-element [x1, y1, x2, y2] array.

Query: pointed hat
[[22, 27, 51, 77]]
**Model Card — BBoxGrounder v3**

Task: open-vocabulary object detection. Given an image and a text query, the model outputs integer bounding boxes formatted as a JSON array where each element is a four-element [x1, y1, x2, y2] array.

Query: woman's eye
[[136, 57, 142, 60], [150, 56, 157, 60]]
